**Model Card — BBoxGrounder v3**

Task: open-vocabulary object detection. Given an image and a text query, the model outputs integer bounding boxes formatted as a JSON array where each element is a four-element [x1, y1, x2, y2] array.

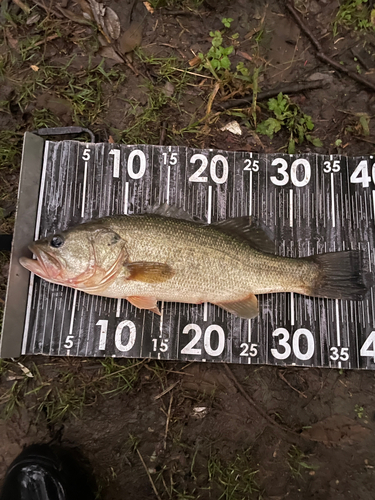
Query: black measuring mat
[[3, 138, 375, 368]]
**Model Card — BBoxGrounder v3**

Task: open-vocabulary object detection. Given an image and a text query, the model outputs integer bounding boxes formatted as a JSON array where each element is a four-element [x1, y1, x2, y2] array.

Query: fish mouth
[[19, 244, 64, 282]]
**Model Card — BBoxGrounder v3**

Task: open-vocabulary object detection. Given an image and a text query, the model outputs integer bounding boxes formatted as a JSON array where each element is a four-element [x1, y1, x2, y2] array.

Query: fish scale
[[1, 133, 374, 370]]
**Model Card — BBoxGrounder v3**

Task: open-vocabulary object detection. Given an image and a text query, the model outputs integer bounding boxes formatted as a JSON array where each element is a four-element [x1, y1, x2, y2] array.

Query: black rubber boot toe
[[0, 444, 96, 500]]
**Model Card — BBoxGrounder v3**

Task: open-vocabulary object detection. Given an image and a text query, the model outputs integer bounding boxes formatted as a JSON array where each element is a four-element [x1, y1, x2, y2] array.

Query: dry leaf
[[96, 46, 123, 64], [143, 1, 154, 13], [103, 7, 121, 40], [108, 135, 115, 144], [77, 0, 95, 21], [30, 65, 39, 72], [302, 415, 371, 446], [87, 0, 121, 41], [220, 121, 242, 135], [237, 50, 252, 62], [5, 30, 18, 50], [57, 6, 92, 25], [118, 21, 143, 55], [26, 13, 41, 25]]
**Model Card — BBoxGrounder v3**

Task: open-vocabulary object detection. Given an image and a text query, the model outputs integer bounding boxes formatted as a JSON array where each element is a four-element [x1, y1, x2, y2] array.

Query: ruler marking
[[116, 299, 121, 318], [330, 172, 336, 228], [289, 189, 293, 227], [159, 301, 164, 338], [203, 302, 208, 322], [124, 181, 129, 214], [372, 191, 375, 219], [81, 160, 88, 218], [66, 289, 78, 354], [290, 292, 295, 326], [166, 163, 171, 204], [249, 170, 253, 216]]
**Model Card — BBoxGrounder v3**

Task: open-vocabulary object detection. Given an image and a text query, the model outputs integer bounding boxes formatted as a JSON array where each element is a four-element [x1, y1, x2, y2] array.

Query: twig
[[354, 136, 375, 146], [163, 394, 173, 450], [171, 67, 215, 79], [285, 1, 375, 92], [219, 80, 327, 110], [136, 449, 162, 500], [31, 0, 63, 18], [277, 371, 307, 398], [154, 380, 179, 400], [224, 364, 300, 437], [12, 0, 30, 14], [159, 121, 167, 146], [161, 9, 205, 16], [206, 81, 220, 116]]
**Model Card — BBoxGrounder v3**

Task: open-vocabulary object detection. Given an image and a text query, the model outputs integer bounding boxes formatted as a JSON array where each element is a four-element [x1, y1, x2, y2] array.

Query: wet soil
[[1, 0, 375, 499]]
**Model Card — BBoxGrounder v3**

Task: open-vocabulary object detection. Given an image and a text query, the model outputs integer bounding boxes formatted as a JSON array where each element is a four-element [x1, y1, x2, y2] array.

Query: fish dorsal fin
[[151, 203, 199, 222], [212, 217, 275, 254], [215, 293, 259, 319], [125, 261, 175, 283]]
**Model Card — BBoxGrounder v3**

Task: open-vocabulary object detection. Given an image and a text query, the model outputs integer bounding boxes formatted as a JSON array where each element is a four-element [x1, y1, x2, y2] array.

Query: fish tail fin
[[307, 250, 367, 300]]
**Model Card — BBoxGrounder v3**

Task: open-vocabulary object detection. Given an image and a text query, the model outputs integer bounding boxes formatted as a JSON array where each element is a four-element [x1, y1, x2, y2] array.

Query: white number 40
[[350, 160, 375, 188], [360, 331, 375, 361]]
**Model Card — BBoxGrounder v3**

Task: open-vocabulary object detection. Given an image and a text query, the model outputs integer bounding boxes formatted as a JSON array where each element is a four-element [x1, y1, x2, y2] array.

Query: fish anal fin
[[213, 217, 275, 254], [127, 296, 161, 315], [125, 261, 174, 283], [215, 293, 259, 319]]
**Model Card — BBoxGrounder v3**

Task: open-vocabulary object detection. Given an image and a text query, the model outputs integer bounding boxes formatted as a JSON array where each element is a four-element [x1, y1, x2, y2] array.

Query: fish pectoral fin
[[215, 293, 259, 319], [213, 217, 275, 254], [127, 296, 161, 315], [125, 261, 174, 283]]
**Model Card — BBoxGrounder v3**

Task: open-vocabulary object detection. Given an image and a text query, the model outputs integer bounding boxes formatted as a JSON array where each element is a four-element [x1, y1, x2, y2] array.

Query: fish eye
[[50, 235, 64, 248]]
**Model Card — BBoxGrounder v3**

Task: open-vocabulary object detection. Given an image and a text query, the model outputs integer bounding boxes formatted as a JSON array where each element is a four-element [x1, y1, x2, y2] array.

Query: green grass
[[208, 453, 260, 500], [287, 446, 318, 479], [333, 0, 374, 35], [0, 358, 144, 423]]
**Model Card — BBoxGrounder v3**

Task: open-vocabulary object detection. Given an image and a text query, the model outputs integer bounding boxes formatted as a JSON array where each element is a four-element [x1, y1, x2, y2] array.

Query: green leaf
[[306, 135, 323, 147], [223, 46, 234, 56], [312, 137, 323, 147], [359, 114, 370, 136], [305, 115, 314, 131], [256, 118, 282, 138], [221, 17, 234, 28], [288, 137, 296, 154], [220, 56, 231, 69], [211, 31, 222, 47]]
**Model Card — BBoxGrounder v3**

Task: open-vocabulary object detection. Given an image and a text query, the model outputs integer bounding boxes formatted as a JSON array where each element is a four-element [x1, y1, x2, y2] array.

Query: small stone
[[308, 72, 334, 83], [163, 82, 175, 98]]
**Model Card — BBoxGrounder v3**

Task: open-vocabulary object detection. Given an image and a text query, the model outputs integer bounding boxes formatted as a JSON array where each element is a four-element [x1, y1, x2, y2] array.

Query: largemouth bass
[[19, 208, 367, 319]]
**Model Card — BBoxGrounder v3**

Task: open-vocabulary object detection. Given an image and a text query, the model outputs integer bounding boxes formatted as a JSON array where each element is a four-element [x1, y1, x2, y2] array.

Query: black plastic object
[[0, 234, 12, 252], [32, 127, 95, 143], [0, 444, 96, 500]]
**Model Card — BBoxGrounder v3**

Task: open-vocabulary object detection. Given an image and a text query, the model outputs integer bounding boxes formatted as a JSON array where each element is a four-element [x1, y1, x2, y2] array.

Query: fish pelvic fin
[[125, 261, 174, 283], [307, 250, 367, 300], [215, 293, 259, 319], [127, 296, 161, 315]]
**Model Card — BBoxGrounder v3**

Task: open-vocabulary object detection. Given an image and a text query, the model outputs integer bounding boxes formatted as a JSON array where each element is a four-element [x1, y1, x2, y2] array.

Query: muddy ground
[[1, 0, 375, 498]]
